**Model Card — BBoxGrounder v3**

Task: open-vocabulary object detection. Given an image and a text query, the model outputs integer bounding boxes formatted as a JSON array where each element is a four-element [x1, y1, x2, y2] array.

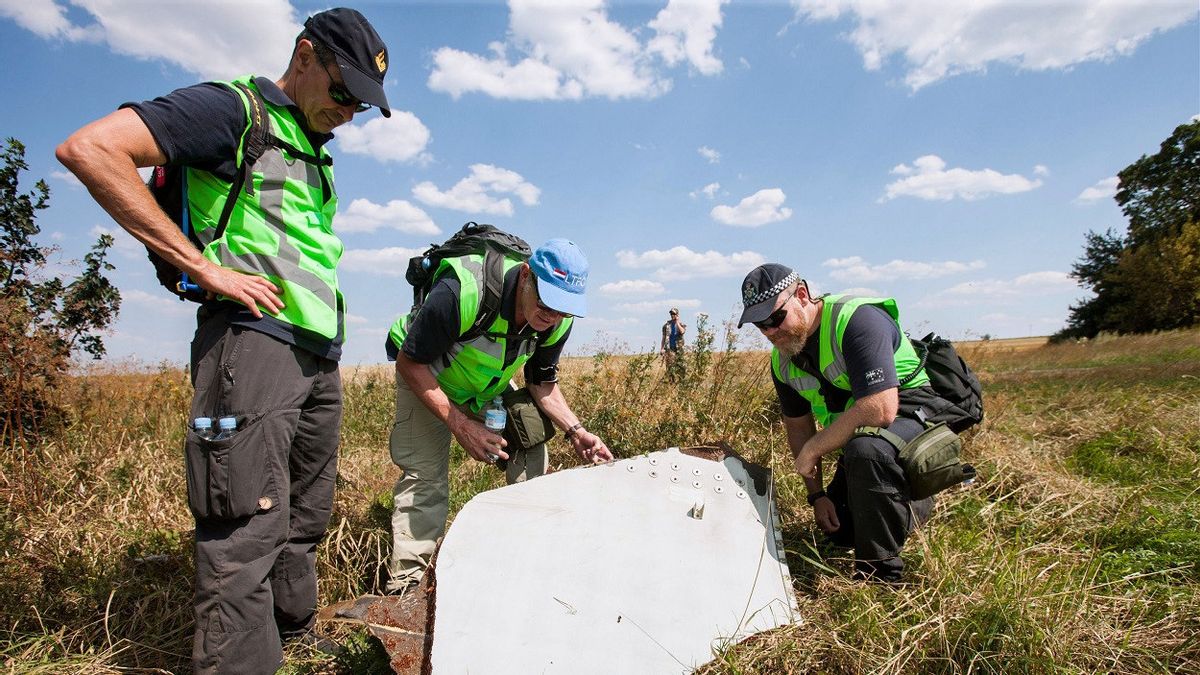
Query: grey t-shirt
[[773, 304, 901, 418]]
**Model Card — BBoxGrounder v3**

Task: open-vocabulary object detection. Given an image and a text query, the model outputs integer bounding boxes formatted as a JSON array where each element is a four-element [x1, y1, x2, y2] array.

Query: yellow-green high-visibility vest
[[771, 294, 928, 427], [388, 254, 573, 413], [186, 76, 343, 341]]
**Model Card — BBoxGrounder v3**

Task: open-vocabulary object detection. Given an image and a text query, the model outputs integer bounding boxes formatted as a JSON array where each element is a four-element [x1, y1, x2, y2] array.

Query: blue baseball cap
[[529, 239, 589, 317]]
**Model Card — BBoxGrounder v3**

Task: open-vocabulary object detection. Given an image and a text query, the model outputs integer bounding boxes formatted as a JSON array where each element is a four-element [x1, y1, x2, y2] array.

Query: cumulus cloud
[[335, 113, 433, 165], [883, 155, 1043, 201], [427, 0, 727, 100], [50, 170, 82, 187], [1076, 176, 1119, 204], [791, 0, 1198, 90], [616, 246, 765, 281], [823, 255, 986, 282], [336, 199, 439, 235], [689, 182, 720, 200], [698, 146, 721, 164], [597, 279, 667, 297], [914, 270, 1078, 308], [711, 188, 793, 227], [3, 0, 299, 80], [413, 164, 540, 216], [121, 288, 194, 317], [1033, 165, 1050, 176], [612, 298, 702, 314], [647, 0, 728, 75], [340, 247, 427, 277]]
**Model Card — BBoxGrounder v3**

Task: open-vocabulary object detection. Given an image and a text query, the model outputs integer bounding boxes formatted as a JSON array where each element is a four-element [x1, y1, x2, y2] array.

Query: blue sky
[[2, 0, 1197, 366]]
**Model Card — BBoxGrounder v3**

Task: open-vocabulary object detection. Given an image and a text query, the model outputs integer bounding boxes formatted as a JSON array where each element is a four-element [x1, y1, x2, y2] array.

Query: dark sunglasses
[[532, 281, 573, 319], [753, 290, 797, 330], [314, 46, 371, 113]]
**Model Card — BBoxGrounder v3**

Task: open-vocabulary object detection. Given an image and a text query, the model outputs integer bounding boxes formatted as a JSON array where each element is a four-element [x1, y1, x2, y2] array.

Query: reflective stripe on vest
[[188, 76, 342, 340], [388, 255, 572, 413], [771, 294, 927, 427]]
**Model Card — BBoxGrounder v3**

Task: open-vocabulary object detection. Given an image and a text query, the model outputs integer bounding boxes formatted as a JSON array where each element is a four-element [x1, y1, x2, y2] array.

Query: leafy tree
[[1058, 121, 1200, 339], [0, 137, 121, 442]]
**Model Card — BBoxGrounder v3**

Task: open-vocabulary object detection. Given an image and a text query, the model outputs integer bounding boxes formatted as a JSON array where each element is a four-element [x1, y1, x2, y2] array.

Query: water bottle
[[193, 417, 213, 440], [483, 397, 506, 463], [484, 397, 506, 433], [213, 416, 237, 441]]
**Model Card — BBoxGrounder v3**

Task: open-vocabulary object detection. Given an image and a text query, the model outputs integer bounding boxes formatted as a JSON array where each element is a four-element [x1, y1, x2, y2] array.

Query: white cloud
[[616, 246, 765, 281], [711, 188, 793, 227], [883, 155, 1042, 201], [340, 247, 426, 277], [689, 182, 721, 200], [427, 0, 727, 100], [792, 1, 1198, 90], [823, 255, 986, 282], [612, 298, 702, 314], [413, 164, 540, 216], [121, 288, 194, 317], [344, 313, 369, 325], [4, 0, 300, 80], [50, 170, 82, 187], [647, 0, 729, 75], [597, 279, 667, 297], [914, 270, 1078, 308], [1076, 176, 1119, 204], [1033, 164, 1050, 176], [697, 145, 721, 164], [336, 198, 439, 235], [335, 112, 433, 165]]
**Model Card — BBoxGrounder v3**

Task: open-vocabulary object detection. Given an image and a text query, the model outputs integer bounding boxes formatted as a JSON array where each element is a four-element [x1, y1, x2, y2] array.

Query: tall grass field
[[2, 325, 1197, 673]]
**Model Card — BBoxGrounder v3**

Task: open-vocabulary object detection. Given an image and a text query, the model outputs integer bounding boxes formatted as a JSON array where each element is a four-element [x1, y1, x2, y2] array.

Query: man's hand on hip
[[191, 264, 285, 318]]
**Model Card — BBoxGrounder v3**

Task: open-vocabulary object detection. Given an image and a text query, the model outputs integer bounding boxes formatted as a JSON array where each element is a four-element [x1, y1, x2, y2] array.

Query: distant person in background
[[383, 238, 612, 593], [660, 307, 687, 380], [738, 263, 948, 581], [57, 8, 391, 672]]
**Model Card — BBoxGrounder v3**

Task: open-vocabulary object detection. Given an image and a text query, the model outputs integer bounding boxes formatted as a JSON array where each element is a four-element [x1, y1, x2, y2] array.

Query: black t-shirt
[[386, 265, 569, 385], [124, 78, 342, 359], [774, 304, 901, 418]]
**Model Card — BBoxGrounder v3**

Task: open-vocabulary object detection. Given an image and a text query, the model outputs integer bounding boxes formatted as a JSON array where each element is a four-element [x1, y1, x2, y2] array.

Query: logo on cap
[[375, 50, 387, 73], [742, 281, 755, 305]]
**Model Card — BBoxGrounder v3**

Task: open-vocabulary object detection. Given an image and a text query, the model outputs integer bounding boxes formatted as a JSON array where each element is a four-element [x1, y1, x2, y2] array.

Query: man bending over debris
[[383, 238, 612, 593]]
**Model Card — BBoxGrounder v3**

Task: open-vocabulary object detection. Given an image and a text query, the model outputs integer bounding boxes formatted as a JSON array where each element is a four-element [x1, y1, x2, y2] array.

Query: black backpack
[[899, 333, 985, 433], [145, 82, 277, 302], [406, 222, 531, 341]]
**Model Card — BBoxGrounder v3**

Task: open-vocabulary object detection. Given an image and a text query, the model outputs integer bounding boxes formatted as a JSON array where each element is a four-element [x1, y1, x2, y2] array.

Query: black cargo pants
[[824, 415, 933, 581], [186, 316, 341, 674]]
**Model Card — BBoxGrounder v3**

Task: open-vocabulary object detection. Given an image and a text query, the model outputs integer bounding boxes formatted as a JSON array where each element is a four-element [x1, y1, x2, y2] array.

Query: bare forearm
[[784, 414, 824, 490], [804, 388, 899, 460], [526, 381, 579, 432]]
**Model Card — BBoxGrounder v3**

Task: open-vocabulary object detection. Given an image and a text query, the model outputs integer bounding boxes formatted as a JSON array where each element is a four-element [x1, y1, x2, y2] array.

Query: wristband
[[806, 491, 827, 506], [565, 423, 584, 439]]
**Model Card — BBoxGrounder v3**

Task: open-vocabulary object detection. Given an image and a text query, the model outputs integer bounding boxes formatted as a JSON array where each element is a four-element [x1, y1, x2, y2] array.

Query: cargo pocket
[[185, 409, 301, 520]]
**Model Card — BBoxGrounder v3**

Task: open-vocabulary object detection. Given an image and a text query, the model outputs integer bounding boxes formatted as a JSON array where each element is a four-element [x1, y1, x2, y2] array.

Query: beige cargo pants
[[386, 371, 547, 592]]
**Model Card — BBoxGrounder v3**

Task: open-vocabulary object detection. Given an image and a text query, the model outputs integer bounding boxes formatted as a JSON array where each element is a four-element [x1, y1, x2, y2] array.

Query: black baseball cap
[[737, 263, 800, 327], [303, 8, 392, 117]]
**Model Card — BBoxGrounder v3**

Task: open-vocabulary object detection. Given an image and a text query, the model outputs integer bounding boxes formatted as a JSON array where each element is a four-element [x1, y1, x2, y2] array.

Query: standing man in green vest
[[738, 263, 938, 582], [384, 238, 612, 593], [57, 8, 390, 672]]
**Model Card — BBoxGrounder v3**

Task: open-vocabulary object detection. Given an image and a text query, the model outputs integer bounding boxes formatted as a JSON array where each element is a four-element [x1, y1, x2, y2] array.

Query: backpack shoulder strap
[[212, 82, 269, 239], [461, 247, 509, 342]]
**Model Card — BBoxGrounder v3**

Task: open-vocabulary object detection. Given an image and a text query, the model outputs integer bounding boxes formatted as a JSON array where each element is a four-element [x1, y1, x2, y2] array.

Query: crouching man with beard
[[738, 264, 934, 582]]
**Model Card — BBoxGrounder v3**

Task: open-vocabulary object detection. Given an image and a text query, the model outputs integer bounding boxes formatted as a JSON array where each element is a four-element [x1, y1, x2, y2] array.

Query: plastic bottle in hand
[[213, 416, 237, 441], [483, 397, 506, 462]]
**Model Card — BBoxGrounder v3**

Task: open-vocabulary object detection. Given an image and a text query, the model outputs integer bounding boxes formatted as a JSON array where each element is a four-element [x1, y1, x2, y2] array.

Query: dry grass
[[2, 326, 1198, 673]]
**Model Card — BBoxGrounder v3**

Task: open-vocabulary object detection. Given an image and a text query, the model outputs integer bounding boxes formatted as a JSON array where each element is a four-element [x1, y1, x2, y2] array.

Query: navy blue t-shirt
[[386, 265, 569, 385], [124, 78, 342, 360], [774, 304, 902, 418]]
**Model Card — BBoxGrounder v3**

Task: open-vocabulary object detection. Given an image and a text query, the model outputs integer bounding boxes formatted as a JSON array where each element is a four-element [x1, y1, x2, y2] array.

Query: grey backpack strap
[[852, 425, 908, 452]]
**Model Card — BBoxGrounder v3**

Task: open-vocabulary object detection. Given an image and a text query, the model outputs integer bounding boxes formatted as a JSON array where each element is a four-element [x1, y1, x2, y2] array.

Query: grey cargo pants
[[186, 317, 341, 674], [824, 415, 933, 581]]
